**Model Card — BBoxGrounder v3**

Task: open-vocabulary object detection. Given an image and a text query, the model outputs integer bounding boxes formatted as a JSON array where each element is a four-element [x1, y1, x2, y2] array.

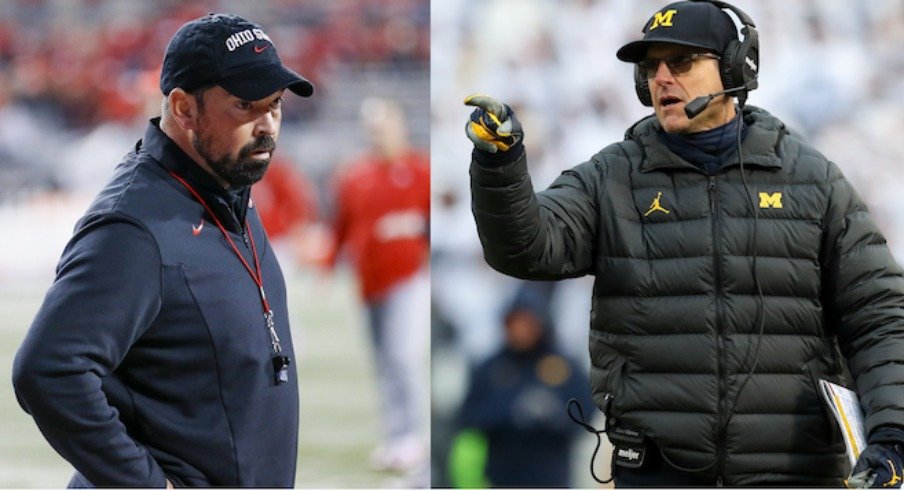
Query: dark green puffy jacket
[[470, 106, 904, 486]]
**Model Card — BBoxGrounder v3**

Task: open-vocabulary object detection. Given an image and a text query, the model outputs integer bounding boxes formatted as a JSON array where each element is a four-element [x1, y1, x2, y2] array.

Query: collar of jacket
[[140, 118, 250, 233], [628, 105, 785, 174]]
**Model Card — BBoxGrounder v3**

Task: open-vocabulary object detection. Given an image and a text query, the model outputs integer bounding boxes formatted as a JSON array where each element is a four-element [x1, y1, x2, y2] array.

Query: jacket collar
[[629, 106, 786, 173], [141, 118, 249, 232]]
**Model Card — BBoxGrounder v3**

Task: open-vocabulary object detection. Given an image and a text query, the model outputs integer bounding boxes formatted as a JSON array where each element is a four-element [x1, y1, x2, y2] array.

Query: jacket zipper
[[709, 175, 727, 482], [215, 195, 248, 246]]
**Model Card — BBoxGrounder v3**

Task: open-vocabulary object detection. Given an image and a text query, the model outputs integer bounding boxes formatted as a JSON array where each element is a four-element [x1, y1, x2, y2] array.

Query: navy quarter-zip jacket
[[12, 118, 298, 487]]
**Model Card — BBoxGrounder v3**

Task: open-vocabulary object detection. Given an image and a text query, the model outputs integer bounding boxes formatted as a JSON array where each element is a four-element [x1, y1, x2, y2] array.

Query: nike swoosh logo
[[254, 44, 269, 53], [192, 220, 204, 236]]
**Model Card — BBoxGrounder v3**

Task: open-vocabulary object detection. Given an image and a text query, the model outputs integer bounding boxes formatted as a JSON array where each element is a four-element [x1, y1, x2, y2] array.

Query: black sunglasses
[[637, 52, 721, 79]]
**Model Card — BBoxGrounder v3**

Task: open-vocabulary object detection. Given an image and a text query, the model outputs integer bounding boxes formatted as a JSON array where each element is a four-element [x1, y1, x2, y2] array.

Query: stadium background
[[430, 0, 904, 486], [0, 0, 428, 487]]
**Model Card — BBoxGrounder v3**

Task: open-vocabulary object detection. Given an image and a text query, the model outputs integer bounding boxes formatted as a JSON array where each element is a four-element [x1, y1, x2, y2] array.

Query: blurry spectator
[[325, 97, 430, 474], [251, 156, 318, 241], [448, 282, 594, 488]]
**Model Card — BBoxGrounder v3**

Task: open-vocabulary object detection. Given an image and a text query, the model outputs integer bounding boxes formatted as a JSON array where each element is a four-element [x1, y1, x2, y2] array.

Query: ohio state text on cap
[[160, 13, 314, 100]]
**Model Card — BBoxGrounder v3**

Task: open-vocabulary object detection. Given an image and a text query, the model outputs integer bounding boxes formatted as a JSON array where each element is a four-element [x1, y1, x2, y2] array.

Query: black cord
[[566, 398, 613, 484], [720, 103, 767, 434]]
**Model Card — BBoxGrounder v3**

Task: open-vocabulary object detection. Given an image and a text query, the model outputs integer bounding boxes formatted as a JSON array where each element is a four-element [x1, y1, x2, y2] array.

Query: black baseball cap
[[160, 13, 313, 100], [617, 1, 738, 63]]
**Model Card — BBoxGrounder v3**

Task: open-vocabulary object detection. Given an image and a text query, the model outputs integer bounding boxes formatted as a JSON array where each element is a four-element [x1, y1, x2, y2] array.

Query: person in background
[[252, 156, 318, 243], [326, 97, 430, 474], [449, 282, 594, 488]]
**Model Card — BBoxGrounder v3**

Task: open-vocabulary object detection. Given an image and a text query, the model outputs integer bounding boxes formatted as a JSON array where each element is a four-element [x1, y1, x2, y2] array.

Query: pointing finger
[[463, 93, 507, 120]]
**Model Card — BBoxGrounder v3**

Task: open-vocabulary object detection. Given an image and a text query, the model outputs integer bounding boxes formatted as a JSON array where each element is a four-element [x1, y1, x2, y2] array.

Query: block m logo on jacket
[[758, 192, 783, 209]]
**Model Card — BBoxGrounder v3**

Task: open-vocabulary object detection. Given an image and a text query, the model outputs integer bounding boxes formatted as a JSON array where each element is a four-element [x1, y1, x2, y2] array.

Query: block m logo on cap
[[650, 9, 677, 30]]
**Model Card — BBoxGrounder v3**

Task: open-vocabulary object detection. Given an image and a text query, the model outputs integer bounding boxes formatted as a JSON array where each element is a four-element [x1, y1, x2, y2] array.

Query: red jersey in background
[[329, 149, 429, 302], [252, 158, 318, 240]]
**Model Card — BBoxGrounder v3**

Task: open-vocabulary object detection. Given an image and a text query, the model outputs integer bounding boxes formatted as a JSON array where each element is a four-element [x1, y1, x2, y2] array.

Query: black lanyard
[[170, 171, 291, 384]]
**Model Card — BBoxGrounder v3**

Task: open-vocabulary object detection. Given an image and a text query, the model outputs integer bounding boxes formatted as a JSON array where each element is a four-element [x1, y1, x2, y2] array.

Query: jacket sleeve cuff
[[868, 426, 904, 447], [472, 141, 524, 168]]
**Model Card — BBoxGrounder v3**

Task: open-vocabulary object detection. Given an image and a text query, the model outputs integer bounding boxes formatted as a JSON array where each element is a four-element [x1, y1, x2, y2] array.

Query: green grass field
[[0, 270, 401, 487]]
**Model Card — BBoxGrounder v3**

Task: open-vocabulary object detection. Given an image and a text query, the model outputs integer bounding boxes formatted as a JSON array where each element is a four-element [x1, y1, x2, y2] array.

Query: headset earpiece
[[706, 0, 759, 96], [720, 38, 741, 91], [738, 25, 759, 91], [635, 65, 653, 107], [721, 27, 758, 89]]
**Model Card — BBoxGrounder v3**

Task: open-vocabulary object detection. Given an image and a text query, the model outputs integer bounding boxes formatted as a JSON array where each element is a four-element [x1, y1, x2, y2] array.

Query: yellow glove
[[464, 94, 522, 153]]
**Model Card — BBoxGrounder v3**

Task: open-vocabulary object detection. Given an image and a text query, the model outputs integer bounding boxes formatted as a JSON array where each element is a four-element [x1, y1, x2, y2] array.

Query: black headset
[[634, 0, 759, 107]]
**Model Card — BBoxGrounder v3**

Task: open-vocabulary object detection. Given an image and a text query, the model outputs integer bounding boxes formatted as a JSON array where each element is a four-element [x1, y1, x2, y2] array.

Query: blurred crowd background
[[0, 0, 429, 487], [431, 0, 904, 487]]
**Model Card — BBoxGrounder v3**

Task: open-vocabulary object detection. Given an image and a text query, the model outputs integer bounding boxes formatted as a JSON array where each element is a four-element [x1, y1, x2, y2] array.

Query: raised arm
[[465, 94, 599, 280]]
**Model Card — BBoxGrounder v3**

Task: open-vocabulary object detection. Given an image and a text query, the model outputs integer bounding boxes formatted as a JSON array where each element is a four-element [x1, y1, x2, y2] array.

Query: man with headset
[[464, 0, 904, 486]]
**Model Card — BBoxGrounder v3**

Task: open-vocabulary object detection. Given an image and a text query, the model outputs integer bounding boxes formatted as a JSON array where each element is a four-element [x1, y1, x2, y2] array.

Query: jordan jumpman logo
[[644, 191, 671, 216]]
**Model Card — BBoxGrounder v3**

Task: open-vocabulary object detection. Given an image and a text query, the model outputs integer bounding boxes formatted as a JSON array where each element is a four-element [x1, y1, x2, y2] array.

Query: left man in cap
[[13, 13, 313, 487]]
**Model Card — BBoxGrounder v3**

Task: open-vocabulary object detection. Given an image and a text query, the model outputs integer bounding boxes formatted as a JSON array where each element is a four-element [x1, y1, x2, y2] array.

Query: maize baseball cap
[[616, 1, 738, 63], [160, 13, 313, 100]]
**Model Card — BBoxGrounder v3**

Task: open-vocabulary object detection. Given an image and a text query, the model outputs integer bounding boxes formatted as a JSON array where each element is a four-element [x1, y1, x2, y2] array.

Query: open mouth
[[659, 95, 682, 107]]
